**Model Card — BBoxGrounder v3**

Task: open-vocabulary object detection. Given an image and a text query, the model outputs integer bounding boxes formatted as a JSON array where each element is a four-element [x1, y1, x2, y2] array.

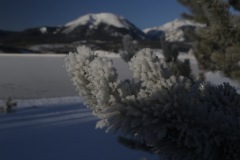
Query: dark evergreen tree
[[176, 0, 208, 23], [229, 0, 240, 10], [178, 0, 240, 81], [161, 34, 192, 79]]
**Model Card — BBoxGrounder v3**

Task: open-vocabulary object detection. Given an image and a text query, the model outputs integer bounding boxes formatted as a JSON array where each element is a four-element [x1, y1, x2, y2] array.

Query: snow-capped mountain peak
[[143, 19, 201, 33], [39, 27, 47, 34], [144, 19, 204, 42], [63, 13, 131, 34]]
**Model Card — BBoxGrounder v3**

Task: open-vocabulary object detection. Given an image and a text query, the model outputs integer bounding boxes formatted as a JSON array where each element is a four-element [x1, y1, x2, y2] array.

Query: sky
[[0, 0, 188, 31]]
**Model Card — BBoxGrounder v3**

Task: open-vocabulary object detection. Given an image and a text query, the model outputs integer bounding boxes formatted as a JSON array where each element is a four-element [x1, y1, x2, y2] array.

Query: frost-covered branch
[[65, 45, 240, 160]]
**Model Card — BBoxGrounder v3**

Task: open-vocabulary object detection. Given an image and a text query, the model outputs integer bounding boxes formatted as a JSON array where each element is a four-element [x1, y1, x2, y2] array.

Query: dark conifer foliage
[[178, 0, 240, 81], [229, 0, 240, 10]]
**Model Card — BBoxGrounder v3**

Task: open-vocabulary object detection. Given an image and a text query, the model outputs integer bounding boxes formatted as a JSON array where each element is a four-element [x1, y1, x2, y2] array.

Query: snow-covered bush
[[65, 45, 240, 160], [0, 97, 17, 113]]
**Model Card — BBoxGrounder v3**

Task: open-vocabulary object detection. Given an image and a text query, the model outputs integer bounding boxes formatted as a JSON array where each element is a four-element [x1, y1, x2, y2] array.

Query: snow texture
[[0, 96, 156, 160], [0, 96, 94, 130]]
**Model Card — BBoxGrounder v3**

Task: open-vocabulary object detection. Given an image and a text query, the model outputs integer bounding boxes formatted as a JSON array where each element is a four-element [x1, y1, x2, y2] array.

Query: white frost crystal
[[65, 45, 240, 160]]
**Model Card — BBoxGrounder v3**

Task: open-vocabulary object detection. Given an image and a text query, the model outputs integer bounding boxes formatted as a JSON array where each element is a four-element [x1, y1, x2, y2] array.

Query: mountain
[[0, 13, 147, 53], [60, 13, 146, 41], [0, 15, 203, 53], [144, 19, 203, 42]]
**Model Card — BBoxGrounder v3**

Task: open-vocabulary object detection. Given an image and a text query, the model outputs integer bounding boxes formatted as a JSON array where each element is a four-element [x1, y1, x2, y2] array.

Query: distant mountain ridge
[[0, 13, 202, 53], [0, 13, 148, 53]]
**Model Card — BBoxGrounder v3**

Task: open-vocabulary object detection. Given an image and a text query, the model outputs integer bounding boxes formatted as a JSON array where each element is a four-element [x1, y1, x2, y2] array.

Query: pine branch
[[65, 45, 240, 160]]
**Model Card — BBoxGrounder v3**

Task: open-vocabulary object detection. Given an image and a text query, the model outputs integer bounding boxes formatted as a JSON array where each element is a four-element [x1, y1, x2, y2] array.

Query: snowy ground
[[0, 53, 157, 160], [0, 96, 157, 160], [0, 52, 239, 160]]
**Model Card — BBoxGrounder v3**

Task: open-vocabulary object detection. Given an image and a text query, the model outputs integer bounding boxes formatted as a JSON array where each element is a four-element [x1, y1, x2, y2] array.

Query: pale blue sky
[[0, 0, 188, 31]]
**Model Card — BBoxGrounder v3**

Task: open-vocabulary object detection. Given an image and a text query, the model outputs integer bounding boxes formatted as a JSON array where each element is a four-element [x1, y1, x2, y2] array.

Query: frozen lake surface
[[0, 54, 132, 99], [0, 52, 239, 99], [0, 54, 77, 99]]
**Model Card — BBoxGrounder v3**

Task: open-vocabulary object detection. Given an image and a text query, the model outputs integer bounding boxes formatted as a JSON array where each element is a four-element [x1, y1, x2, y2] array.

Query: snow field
[[0, 51, 239, 160], [0, 53, 158, 160]]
